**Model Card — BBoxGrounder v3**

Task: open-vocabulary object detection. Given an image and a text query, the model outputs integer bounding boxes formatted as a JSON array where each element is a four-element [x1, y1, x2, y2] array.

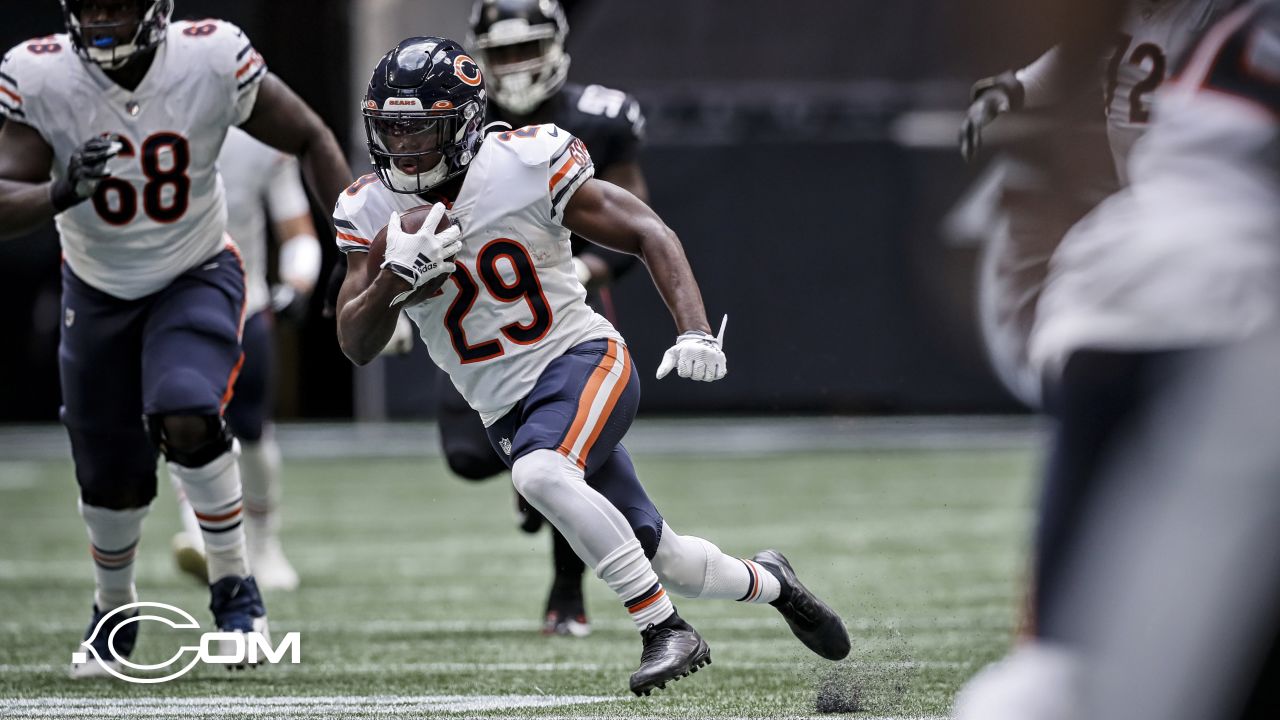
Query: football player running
[[958, 0, 1243, 407], [0, 0, 349, 678], [170, 126, 320, 592], [397, 0, 653, 639], [334, 37, 850, 696]]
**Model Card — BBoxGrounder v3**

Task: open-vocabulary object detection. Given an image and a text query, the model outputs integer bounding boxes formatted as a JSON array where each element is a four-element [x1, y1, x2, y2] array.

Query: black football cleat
[[629, 612, 711, 697], [753, 550, 851, 661], [542, 582, 590, 637]]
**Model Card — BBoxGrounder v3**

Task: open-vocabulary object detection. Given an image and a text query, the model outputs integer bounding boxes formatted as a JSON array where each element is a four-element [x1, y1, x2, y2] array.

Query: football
[[365, 203, 458, 306]]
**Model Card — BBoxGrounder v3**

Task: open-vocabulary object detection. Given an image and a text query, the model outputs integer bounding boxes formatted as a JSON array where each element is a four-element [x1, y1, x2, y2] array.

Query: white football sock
[[239, 433, 283, 543], [511, 449, 674, 630], [652, 523, 781, 603], [79, 501, 149, 610], [169, 471, 204, 552], [167, 441, 248, 583]]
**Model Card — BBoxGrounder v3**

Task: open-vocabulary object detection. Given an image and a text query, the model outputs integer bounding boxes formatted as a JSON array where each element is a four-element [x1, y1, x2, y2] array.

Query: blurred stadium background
[[0, 1, 1071, 717], [0, 0, 1068, 422]]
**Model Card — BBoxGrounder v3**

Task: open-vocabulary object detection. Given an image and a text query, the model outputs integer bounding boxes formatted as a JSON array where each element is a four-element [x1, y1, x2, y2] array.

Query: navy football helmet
[[59, 0, 173, 69], [363, 37, 488, 194], [469, 0, 570, 115]]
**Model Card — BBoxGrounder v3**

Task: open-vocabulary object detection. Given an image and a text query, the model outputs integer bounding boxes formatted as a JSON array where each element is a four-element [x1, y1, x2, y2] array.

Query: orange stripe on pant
[[557, 340, 628, 469], [574, 345, 631, 466]]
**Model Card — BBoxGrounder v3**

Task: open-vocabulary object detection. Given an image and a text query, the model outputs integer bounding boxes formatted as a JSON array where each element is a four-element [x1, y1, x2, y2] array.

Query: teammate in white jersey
[[958, 0, 1243, 407], [171, 127, 319, 591], [334, 37, 850, 696], [954, 4, 1280, 717], [0, 0, 350, 678]]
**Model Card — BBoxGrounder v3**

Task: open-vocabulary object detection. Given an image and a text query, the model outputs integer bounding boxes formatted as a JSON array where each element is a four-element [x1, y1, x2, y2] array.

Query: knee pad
[[510, 449, 580, 507], [651, 527, 713, 598], [67, 427, 159, 510], [146, 414, 234, 468]]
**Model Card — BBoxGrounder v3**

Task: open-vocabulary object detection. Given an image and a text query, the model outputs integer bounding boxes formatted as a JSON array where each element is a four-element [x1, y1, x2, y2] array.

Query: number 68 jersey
[[0, 20, 268, 300], [334, 124, 623, 426]]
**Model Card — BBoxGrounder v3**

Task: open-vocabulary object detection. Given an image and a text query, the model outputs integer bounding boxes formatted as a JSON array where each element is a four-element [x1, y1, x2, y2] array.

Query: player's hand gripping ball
[[369, 204, 461, 307]]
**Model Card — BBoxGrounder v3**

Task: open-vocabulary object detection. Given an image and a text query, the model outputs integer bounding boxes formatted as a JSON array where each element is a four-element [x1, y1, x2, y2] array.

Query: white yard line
[[0, 610, 1014, 636], [0, 659, 971, 675], [0, 696, 947, 720]]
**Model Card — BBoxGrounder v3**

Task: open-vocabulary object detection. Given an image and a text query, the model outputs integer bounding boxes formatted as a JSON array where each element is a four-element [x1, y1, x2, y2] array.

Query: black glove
[[958, 71, 1025, 163], [51, 135, 122, 211]]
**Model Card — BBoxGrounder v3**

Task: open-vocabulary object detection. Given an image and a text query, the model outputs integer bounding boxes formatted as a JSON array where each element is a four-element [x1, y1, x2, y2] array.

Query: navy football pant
[[1036, 348, 1188, 641], [224, 310, 271, 443], [59, 249, 246, 510], [485, 338, 664, 558]]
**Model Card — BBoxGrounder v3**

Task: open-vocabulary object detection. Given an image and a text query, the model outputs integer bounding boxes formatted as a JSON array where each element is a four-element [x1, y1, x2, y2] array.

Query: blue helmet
[[59, 0, 173, 69], [363, 37, 488, 194]]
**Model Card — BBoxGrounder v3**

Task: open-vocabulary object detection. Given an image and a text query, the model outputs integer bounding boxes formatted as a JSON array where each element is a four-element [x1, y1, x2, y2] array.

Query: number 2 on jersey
[[444, 239, 553, 364], [1105, 33, 1167, 124], [92, 133, 191, 225]]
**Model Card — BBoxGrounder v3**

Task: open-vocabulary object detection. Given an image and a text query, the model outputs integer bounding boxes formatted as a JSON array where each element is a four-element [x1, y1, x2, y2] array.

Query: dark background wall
[[1, 0, 1075, 422]]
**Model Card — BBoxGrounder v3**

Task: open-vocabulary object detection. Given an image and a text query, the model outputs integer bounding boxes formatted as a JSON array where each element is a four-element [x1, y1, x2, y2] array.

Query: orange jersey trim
[[0, 86, 20, 104], [337, 231, 371, 246], [548, 156, 576, 192], [235, 54, 261, 79]]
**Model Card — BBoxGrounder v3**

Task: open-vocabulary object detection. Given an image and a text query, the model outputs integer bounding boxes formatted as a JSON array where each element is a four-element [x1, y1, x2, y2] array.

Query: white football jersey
[[219, 127, 309, 316], [1032, 4, 1280, 377], [334, 125, 622, 425], [1104, 0, 1240, 183], [0, 20, 268, 300]]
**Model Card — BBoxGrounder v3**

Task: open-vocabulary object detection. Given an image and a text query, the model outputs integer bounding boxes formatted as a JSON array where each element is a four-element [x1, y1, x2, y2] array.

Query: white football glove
[[379, 311, 416, 356], [380, 205, 462, 306], [656, 315, 728, 382]]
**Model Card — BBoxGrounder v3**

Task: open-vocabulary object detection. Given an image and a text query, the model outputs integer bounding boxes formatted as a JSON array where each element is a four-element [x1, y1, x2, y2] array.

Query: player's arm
[[265, 157, 321, 296], [240, 74, 351, 222], [573, 161, 648, 289], [336, 207, 460, 365], [334, 251, 405, 365], [562, 178, 709, 336], [0, 119, 57, 238]]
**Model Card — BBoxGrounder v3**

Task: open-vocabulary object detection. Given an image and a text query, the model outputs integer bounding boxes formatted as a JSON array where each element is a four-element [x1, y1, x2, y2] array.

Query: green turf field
[[0, 443, 1036, 718]]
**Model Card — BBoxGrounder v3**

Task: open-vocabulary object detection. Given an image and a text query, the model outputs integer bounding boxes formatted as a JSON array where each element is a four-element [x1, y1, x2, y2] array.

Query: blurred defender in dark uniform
[[434, 0, 650, 637]]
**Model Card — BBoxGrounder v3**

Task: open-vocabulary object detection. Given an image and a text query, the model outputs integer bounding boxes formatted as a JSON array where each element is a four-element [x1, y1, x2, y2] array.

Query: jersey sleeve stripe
[[0, 99, 24, 118], [550, 141, 573, 166], [236, 42, 253, 61], [0, 70, 18, 89], [0, 85, 21, 105], [548, 156, 578, 191], [334, 218, 359, 232], [551, 164, 592, 210], [336, 231, 371, 246], [237, 64, 268, 91], [235, 52, 264, 79]]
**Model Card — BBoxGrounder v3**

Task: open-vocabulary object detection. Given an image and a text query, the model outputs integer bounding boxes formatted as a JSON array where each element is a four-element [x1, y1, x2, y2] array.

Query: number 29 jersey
[[333, 125, 622, 425], [0, 20, 268, 300]]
